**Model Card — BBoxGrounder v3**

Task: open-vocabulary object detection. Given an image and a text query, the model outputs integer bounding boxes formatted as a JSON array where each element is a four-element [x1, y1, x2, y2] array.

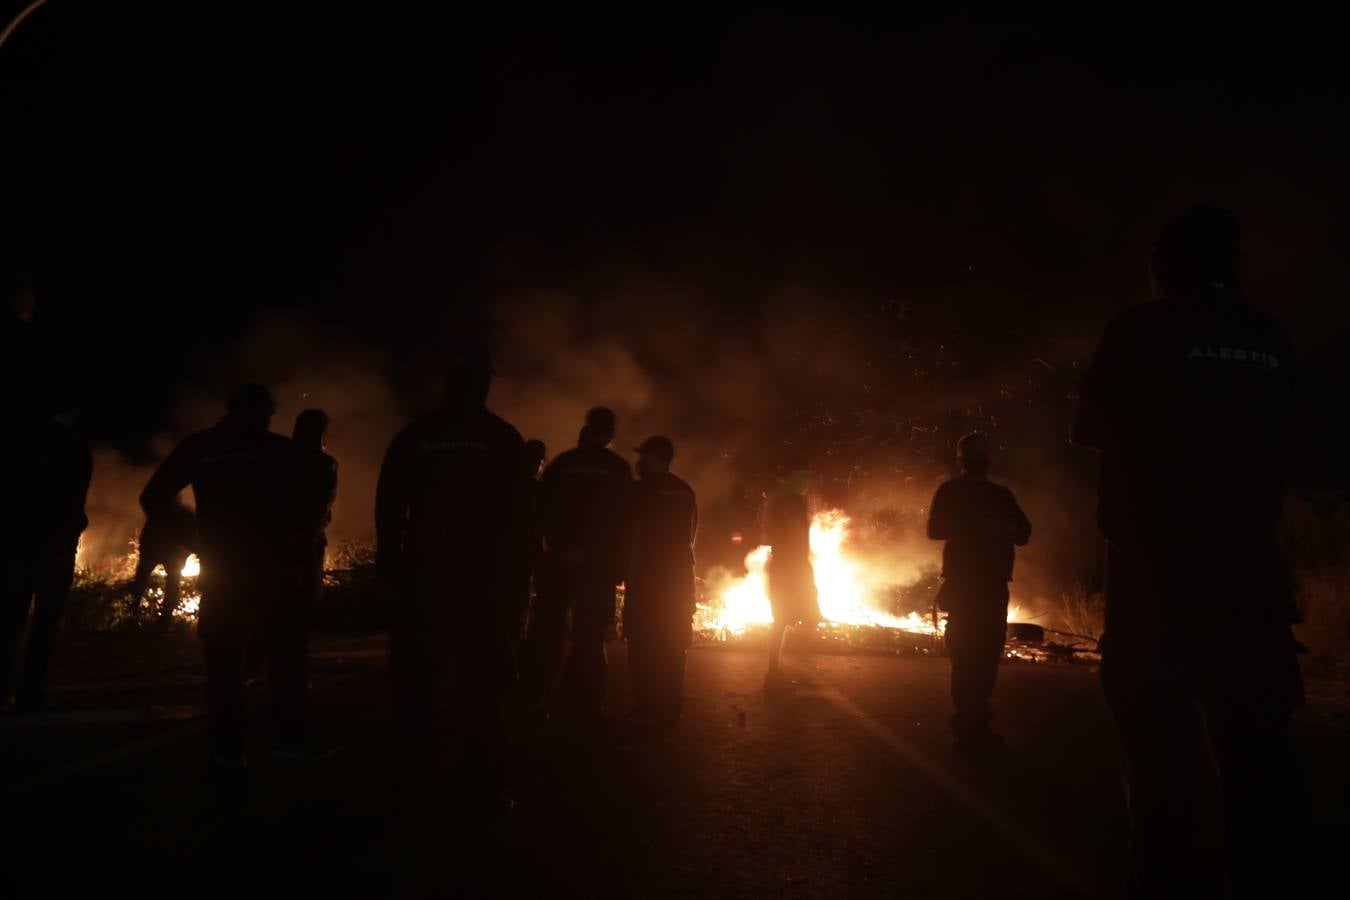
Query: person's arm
[[926, 483, 953, 541], [374, 428, 412, 584], [690, 491, 700, 548], [321, 459, 338, 530], [536, 457, 562, 551], [139, 438, 198, 551], [1005, 489, 1032, 547]]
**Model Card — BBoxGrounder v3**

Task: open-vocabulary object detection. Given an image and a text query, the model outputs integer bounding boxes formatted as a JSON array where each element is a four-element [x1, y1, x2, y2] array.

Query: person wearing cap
[[140, 384, 302, 783], [763, 458, 820, 693], [376, 351, 532, 813], [523, 406, 633, 719], [1074, 205, 1311, 897], [624, 436, 698, 726], [926, 431, 1030, 755]]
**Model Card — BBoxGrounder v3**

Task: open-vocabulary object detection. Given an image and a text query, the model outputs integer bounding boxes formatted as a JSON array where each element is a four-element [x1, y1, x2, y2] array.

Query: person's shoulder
[[172, 428, 217, 454], [673, 473, 696, 496], [549, 446, 583, 467], [482, 410, 525, 446], [931, 478, 956, 498], [600, 448, 633, 475]]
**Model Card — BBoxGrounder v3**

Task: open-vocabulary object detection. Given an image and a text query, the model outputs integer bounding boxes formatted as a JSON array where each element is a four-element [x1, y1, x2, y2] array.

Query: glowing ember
[[697, 509, 1030, 640]]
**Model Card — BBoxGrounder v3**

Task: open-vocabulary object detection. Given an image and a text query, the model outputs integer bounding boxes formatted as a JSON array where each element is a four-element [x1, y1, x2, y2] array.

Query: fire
[[697, 509, 1031, 640], [180, 554, 200, 578]]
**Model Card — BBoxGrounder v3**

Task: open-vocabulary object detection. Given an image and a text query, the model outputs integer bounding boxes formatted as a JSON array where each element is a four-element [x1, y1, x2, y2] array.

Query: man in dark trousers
[[624, 436, 697, 727], [0, 412, 92, 713], [1074, 205, 1309, 899], [128, 514, 194, 628], [141, 384, 298, 779], [266, 408, 338, 759], [927, 432, 1031, 754], [375, 351, 531, 811], [764, 460, 819, 693], [523, 407, 633, 719]]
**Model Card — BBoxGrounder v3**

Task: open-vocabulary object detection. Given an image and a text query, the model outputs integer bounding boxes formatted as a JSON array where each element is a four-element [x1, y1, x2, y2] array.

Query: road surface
[[3, 632, 1346, 898]]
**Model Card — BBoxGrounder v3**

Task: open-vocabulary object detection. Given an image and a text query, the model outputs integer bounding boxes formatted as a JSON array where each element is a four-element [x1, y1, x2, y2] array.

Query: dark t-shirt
[[140, 423, 297, 571], [764, 492, 811, 567], [1074, 294, 1294, 555], [629, 471, 698, 589], [927, 474, 1031, 584], [538, 444, 633, 578], [375, 405, 529, 588]]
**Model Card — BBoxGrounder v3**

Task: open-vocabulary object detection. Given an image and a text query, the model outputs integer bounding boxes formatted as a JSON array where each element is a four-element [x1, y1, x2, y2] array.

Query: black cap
[[634, 435, 675, 463]]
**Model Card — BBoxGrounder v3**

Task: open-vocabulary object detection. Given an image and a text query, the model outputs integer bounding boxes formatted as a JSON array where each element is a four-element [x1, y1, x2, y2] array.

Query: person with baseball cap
[[927, 431, 1031, 755], [624, 436, 698, 727]]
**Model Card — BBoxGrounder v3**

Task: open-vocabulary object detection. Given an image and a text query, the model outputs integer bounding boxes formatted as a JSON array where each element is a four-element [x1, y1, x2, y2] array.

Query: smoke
[[80, 312, 408, 567], [487, 281, 1102, 614], [80, 284, 1103, 624]]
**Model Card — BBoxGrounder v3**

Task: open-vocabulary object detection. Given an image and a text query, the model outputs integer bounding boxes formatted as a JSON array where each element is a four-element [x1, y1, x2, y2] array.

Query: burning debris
[[694, 509, 1094, 661]]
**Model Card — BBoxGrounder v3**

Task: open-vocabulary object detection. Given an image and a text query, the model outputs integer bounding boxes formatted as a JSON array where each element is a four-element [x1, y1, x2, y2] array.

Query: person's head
[[1152, 205, 1242, 299], [225, 383, 276, 432], [634, 435, 675, 478], [525, 438, 547, 477], [777, 454, 813, 496], [444, 346, 493, 409], [956, 431, 991, 477], [580, 406, 616, 448], [292, 408, 330, 451], [2, 262, 36, 323]]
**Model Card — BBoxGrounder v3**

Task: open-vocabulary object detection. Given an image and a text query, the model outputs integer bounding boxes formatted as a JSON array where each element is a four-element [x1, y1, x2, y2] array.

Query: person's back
[[1075, 205, 1309, 899], [630, 470, 697, 586], [538, 442, 633, 576], [624, 436, 698, 724], [376, 404, 528, 601], [927, 473, 1031, 589], [926, 434, 1029, 752], [139, 384, 297, 774], [1077, 297, 1292, 556], [765, 490, 811, 565], [375, 353, 530, 811], [146, 423, 296, 572]]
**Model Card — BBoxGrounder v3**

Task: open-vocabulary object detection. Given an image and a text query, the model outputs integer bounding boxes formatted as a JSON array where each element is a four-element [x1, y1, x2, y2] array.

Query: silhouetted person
[[140, 384, 299, 780], [927, 432, 1031, 754], [129, 515, 194, 629], [624, 436, 698, 727], [264, 408, 339, 759], [523, 407, 633, 719], [764, 460, 819, 693], [1074, 205, 1308, 899], [375, 351, 531, 811], [0, 413, 91, 713]]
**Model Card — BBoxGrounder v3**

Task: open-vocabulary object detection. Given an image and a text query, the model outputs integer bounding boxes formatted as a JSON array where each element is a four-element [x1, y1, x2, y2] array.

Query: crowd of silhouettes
[[0, 204, 1339, 896]]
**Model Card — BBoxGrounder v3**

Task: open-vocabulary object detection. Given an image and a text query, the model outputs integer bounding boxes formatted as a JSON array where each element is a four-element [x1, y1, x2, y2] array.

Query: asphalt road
[[3, 633, 1347, 898]]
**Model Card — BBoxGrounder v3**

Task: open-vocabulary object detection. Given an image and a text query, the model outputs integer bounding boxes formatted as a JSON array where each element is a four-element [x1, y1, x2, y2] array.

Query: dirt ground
[[3, 631, 1347, 898]]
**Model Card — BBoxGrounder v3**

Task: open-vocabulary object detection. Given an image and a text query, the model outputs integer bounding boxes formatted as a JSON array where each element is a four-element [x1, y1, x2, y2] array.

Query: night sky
[[4, 5, 1348, 451]]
